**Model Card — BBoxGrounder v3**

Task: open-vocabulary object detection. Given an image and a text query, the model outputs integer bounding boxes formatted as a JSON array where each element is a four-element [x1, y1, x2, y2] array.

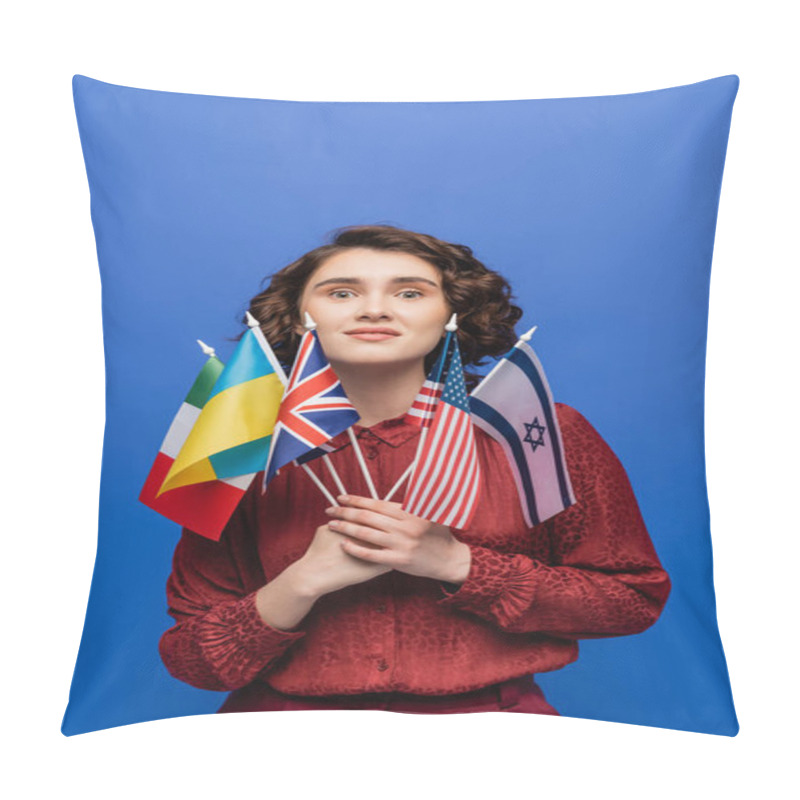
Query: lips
[[346, 328, 401, 341], [345, 328, 400, 342], [345, 328, 400, 336]]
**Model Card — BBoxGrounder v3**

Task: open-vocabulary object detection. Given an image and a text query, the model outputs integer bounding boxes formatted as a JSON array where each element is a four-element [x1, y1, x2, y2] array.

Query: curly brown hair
[[243, 224, 523, 391]]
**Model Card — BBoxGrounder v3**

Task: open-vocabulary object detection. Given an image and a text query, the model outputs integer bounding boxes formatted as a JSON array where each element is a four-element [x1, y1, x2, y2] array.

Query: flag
[[263, 329, 359, 489], [468, 338, 575, 527], [293, 440, 338, 466], [403, 339, 448, 428], [140, 328, 284, 540], [402, 334, 482, 528]]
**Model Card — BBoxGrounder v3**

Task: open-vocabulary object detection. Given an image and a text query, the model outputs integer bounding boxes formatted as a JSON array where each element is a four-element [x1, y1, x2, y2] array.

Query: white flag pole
[[302, 311, 349, 498], [316, 461, 346, 499], [346, 427, 379, 499], [246, 311, 289, 387], [246, 312, 287, 495], [323, 458, 348, 497], [303, 310, 372, 500], [248, 310, 347, 505], [469, 325, 537, 397], [301, 463, 339, 507], [384, 462, 413, 502], [401, 313, 458, 507], [196, 339, 217, 358]]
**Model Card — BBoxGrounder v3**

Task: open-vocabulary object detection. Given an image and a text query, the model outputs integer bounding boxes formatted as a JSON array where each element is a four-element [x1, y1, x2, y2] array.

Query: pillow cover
[[64, 74, 739, 736]]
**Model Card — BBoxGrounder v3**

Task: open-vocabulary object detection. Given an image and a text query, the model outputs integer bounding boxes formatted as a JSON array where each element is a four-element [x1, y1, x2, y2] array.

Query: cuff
[[436, 546, 539, 629], [198, 591, 307, 672]]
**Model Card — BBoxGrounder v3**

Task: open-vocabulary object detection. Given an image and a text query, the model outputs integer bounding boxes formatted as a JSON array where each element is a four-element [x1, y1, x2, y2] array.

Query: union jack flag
[[402, 333, 482, 528], [262, 329, 359, 490], [293, 440, 338, 466]]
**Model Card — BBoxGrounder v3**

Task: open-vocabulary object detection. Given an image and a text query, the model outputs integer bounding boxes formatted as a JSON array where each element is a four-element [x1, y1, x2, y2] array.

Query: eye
[[399, 289, 423, 299], [329, 289, 355, 299]]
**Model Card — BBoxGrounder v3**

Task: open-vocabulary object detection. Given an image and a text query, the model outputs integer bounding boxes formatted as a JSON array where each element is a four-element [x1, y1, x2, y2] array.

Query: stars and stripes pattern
[[402, 334, 482, 528], [404, 377, 444, 428], [404, 335, 449, 428], [262, 329, 359, 490]]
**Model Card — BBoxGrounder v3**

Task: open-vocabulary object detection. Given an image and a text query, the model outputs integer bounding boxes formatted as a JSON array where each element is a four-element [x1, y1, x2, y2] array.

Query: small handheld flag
[[293, 441, 338, 466], [402, 317, 482, 528], [403, 333, 450, 429], [262, 316, 360, 491], [140, 322, 285, 540], [469, 327, 575, 527]]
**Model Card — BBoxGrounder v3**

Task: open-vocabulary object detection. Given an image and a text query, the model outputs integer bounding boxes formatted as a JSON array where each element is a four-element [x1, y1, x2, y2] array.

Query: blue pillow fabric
[[64, 74, 739, 735]]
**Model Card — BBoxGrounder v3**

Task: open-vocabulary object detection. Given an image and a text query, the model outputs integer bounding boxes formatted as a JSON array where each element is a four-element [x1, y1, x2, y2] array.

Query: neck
[[332, 359, 426, 428]]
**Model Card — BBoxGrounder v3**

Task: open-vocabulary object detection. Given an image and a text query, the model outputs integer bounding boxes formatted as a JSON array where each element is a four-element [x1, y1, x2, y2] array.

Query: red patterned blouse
[[159, 403, 670, 700]]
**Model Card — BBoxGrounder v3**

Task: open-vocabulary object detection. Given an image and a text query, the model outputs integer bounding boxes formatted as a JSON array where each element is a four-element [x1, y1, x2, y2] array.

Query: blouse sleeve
[[158, 489, 307, 692], [436, 405, 671, 638]]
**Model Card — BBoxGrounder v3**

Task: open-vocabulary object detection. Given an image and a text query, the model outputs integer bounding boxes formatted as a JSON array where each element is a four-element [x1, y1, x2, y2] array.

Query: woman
[[159, 224, 671, 716]]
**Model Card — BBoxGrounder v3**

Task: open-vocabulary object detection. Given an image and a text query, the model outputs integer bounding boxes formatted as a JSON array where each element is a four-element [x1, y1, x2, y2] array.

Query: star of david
[[522, 417, 546, 452]]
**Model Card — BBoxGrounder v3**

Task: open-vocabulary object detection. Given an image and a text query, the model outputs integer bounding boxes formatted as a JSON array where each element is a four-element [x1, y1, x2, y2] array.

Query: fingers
[[336, 494, 407, 520], [325, 502, 397, 532], [341, 538, 401, 565], [327, 517, 391, 547]]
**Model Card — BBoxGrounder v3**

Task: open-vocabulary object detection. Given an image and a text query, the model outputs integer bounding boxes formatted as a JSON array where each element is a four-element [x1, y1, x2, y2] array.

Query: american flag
[[403, 337, 449, 428], [404, 378, 443, 427], [262, 329, 359, 490], [402, 335, 482, 528]]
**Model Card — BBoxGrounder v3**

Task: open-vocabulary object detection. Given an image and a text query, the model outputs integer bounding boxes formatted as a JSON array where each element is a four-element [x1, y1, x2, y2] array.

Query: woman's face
[[297, 248, 451, 370]]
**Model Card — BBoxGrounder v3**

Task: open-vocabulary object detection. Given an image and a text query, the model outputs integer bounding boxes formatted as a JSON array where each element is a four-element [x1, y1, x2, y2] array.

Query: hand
[[324, 494, 472, 584], [295, 522, 393, 598]]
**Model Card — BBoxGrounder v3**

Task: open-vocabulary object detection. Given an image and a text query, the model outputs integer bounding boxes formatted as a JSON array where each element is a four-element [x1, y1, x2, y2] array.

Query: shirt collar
[[328, 411, 420, 450]]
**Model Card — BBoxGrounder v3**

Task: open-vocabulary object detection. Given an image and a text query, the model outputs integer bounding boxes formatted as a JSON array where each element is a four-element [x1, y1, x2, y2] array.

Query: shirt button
[[364, 447, 378, 459], [376, 659, 389, 671], [376, 604, 387, 613]]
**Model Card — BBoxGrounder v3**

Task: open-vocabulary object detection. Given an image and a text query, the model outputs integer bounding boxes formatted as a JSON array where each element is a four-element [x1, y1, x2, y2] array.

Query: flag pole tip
[[519, 325, 537, 342], [196, 339, 216, 357], [245, 310, 260, 328], [304, 311, 317, 331], [445, 313, 458, 332]]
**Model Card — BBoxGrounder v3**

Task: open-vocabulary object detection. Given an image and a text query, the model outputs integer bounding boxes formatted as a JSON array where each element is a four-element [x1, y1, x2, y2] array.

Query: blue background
[[64, 74, 739, 735]]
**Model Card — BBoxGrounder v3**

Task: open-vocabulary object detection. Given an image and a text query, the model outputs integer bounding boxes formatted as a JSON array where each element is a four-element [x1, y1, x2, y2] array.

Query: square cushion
[[64, 74, 739, 736]]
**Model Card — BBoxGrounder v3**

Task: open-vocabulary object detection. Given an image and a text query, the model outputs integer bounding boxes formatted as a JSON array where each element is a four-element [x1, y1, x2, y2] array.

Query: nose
[[356, 292, 393, 320]]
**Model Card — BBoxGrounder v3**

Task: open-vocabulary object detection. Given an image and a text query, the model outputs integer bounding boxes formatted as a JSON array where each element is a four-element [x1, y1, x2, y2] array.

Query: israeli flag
[[469, 338, 575, 527]]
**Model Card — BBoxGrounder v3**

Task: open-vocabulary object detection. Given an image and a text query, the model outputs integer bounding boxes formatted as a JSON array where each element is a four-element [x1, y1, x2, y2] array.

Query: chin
[[332, 352, 425, 370], [337, 355, 406, 367]]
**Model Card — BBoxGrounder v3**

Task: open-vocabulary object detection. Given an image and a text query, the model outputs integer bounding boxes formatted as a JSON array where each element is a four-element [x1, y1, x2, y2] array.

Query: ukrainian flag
[[158, 328, 284, 495]]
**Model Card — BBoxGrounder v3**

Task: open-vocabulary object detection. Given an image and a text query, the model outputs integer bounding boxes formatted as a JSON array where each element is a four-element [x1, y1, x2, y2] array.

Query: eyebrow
[[311, 276, 441, 290]]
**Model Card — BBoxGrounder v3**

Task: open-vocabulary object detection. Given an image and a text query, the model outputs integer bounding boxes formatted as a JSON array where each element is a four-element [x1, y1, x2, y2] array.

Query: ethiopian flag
[[140, 329, 285, 540]]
